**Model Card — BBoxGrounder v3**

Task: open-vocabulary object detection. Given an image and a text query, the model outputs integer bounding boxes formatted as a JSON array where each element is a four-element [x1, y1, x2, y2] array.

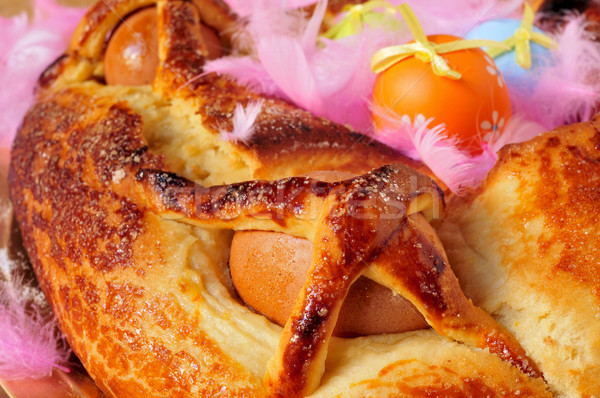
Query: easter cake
[[7, 0, 600, 396]]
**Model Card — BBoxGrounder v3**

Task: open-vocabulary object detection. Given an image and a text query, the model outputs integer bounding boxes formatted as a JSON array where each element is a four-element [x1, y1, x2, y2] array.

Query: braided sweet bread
[[8, 0, 599, 396]]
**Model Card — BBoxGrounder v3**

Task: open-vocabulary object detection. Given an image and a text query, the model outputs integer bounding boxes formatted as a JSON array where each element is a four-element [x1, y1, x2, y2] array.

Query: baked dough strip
[[137, 163, 541, 397]]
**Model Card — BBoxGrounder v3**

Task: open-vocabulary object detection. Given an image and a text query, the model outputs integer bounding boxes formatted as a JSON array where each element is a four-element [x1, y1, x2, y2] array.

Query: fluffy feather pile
[[517, 14, 600, 128], [0, 245, 71, 380], [0, 0, 86, 148], [205, 0, 410, 134], [209, 0, 600, 192]]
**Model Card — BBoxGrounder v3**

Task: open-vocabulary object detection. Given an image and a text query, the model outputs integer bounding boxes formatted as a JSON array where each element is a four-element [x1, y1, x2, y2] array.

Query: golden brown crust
[[438, 117, 600, 397], [9, 90, 265, 396], [11, 82, 549, 397], [137, 162, 542, 395]]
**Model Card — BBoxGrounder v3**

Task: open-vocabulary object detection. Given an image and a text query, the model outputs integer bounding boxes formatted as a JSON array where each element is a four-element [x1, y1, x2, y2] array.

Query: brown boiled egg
[[104, 6, 223, 86], [229, 171, 429, 337]]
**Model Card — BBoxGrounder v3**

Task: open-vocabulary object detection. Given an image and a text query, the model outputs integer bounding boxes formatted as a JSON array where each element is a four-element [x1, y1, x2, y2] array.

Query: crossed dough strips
[[138, 163, 541, 396]]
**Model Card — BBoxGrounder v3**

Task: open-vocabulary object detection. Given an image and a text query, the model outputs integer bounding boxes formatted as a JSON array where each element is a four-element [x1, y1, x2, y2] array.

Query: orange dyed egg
[[373, 34, 512, 155]]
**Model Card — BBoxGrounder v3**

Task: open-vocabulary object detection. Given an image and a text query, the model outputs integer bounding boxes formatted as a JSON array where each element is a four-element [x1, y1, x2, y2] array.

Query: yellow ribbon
[[322, 1, 398, 40], [370, 4, 509, 79], [486, 3, 557, 69]]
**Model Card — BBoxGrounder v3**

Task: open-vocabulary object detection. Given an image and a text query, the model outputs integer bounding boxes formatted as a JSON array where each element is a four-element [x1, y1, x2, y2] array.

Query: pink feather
[[314, 29, 410, 133], [204, 2, 313, 103], [406, 120, 479, 193], [236, 0, 327, 114], [0, 248, 71, 380], [219, 100, 264, 142], [0, 0, 87, 148], [467, 114, 547, 183], [300, 0, 326, 52], [203, 57, 281, 96], [372, 105, 548, 192], [513, 14, 600, 129], [372, 109, 478, 193], [223, 0, 317, 19], [205, 0, 408, 133], [486, 114, 546, 153], [226, 0, 313, 52], [258, 35, 324, 113], [398, 0, 524, 36]]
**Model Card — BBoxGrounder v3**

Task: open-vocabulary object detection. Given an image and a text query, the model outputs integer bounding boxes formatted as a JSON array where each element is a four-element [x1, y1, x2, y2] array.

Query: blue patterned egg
[[465, 19, 553, 92]]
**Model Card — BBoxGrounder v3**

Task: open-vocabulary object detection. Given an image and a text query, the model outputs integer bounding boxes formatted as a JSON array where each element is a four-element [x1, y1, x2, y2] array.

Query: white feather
[[220, 100, 264, 142]]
